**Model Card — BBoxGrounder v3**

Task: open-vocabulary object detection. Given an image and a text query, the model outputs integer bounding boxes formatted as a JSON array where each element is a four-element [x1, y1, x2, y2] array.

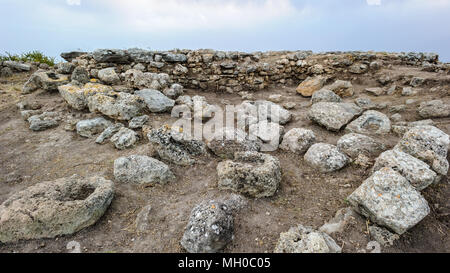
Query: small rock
[[345, 110, 391, 135], [76, 117, 112, 138], [129, 115, 149, 129], [311, 89, 342, 104], [95, 123, 124, 144], [110, 127, 139, 150], [296, 76, 326, 97], [328, 80, 354, 97], [365, 87, 385, 96], [304, 143, 349, 173], [280, 128, 316, 154], [337, 133, 385, 159], [308, 102, 362, 131], [114, 155, 175, 185]]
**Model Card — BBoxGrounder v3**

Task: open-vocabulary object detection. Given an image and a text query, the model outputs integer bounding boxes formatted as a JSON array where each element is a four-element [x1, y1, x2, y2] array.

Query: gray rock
[[410, 77, 425, 87], [373, 149, 437, 191], [311, 89, 342, 104], [110, 127, 139, 150], [349, 63, 368, 74], [355, 98, 386, 111], [128, 48, 154, 63], [392, 119, 435, 137], [76, 117, 113, 138], [249, 121, 284, 151], [92, 49, 131, 64], [337, 133, 385, 159], [348, 167, 430, 234], [253, 100, 292, 125], [71, 67, 90, 85], [217, 151, 281, 198], [327, 80, 354, 97], [98, 67, 120, 85], [319, 207, 357, 234], [345, 110, 391, 135], [308, 102, 363, 131], [369, 226, 400, 247], [280, 128, 316, 154], [87, 92, 146, 121], [56, 62, 76, 74], [21, 110, 42, 120], [58, 83, 113, 110], [129, 115, 149, 129], [4, 61, 31, 71], [304, 143, 349, 173], [180, 198, 239, 253], [0, 67, 13, 77], [135, 89, 175, 113], [135, 205, 152, 232], [418, 100, 450, 118], [162, 53, 187, 63], [206, 127, 261, 159], [274, 225, 342, 253], [163, 83, 184, 99], [114, 155, 175, 185], [23, 71, 70, 93], [60, 51, 87, 62], [95, 123, 124, 144], [401, 87, 417, 96], [28, 112, 60, 131], [0, 175, 114, 243], [147, 126, 206, 166], [391, 113, 402, 122], [365, 87, 385, 96], [394, 126, 450, 176]]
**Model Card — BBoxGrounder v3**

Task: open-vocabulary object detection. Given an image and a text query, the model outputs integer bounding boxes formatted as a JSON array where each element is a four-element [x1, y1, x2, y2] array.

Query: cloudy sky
[[1, 0, 450, 62]]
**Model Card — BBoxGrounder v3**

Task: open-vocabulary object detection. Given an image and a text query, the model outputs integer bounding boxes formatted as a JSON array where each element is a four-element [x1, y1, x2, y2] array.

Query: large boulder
[[87, 92, 146, 121], [373, 150, 437, 191], [296, 76, 326, 97], [280, 128, 316, 154], [304, 143, 349, 173], [337, 133, 385, 159], [58, 83, 113, 110], [114, 155, 175, 185], [0, 175, 114, 243], [206, 127, 261, 159], [347, 167, 430, 235], [274, 225, 341, 253], [418, 100, 450, 118], [98, 67, 121, 85], [217, 151, 281, 198], [135, 89, 175, 113], [180, 196, 245, 253], [147, 126, 206, 166], [345, 110, 391, 135], [394, 126, 450, 176], [308, 102, 362, 131]]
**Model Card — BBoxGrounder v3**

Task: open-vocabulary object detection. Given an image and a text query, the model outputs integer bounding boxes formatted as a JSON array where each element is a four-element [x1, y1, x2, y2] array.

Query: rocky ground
[[0, 51, 449, 253]]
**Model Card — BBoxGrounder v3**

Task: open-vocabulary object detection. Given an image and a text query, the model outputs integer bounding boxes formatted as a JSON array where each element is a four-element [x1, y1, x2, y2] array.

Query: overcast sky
[[1, 0, 450, 62]]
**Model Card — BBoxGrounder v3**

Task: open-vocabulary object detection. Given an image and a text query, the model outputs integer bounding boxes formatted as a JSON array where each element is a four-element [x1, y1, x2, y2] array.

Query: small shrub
[[0, 51, 56, 66]]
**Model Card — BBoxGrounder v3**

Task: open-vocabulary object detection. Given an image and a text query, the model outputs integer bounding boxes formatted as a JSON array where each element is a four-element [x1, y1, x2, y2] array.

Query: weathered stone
[[319, 207, 357, 234], [4, 61, 31, 71], [110, 127, 139, 150], [128, 48, 154, 63], [274, 225, 342, 253], [71, 67, 90, 85], [311, 89, 342, 104], [308, 102, 362, 131], [217, 151, 281, 198], [129, 115, 149, 129], [206, 127, 261, 159], [27, 112, 60, 131], [249, 121, 284, 151], [114, 155, 175, 185], [418, 100, 450, 118], [60, 51, 87, 62], [95, 123, 124, 144], [162, 53, 187, 63], [280, 128, 316, 154], [296, 76, 326, 97], [135, 89, 175, 113], [87, 92, 146, 121], [56, 62, 76, 74], [392, 119, 435, 137], [349, 63, 368, 74], [92, 49, 130, 64], [401, 87, 417, 96], [76, 117, 112, 138], [345, 110, 391, 135], [304, 143, 349, 173], [365, 87, 385, 96], [0, 175, 114, 243], [394, 126, 450, 176], [98, 67, 120, 85], [328, 80, 354, 97], [373, 149, 437, 191], [58, 83, 113, 110], [369, 226, 400, 247], [0, 67, 13, 78], [23, 71, 70, 94], [337, 133, 385, 158], [348, 167, 430, 235], [163, 83, 184, 99]]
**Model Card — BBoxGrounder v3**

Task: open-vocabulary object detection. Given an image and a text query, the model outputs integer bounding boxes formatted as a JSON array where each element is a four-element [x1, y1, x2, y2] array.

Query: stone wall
[[65, 49, 446, 92]]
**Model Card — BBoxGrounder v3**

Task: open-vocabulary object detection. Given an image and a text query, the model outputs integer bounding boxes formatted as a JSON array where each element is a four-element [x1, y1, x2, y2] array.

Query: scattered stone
[[95, 123, 124, 144], [60, 51, 87, 62], [349, 63, 368, 74], [0, 175, 114, 243], [274, 225, 342, 253], [280, 128, 316, 154], [308, 102, 362, 131], [129, 115, 149, 129], [304, 143, 349, 173], [217, 151, 281, 198], [206, 127, 261, 159], [410, 77, 425, 87], [348, 167, 430, 234], [365, 87, 385, 96], [389, 104, 407, 113], [369, 226, 400, 247], [23, 71, 69, 94], [135, 89, 175, 113], [87, 92, 146, 120], [395, 126, 450, 176], [249, 121, 284, 151], [373, 149, 437, 191], [418, 100, 450, 118], [98, 68, 120, 85], [268, 94, 283, 103], [135, 205, 152, 233], [4, 61, 31, 71], [319, 207, 357, 234], [311, 89, 342, 104], [76, 117, 113, 138], [296, 76, 326, 97], [21, 110, 42, 120], [345, 110, 391, 135], [391, 113, 402, 122], [0, 67, 13, 78], [114, 155, 175, 185], [28, 112, 60, 131], [282, 102, 296, 110], [327, 80, 354, 97], [401, 87, 417, 96], [110, 127, 139, 150], [58, 83, 113, 110], [163, 83, 184, 99], [337, 133, 385, 159]]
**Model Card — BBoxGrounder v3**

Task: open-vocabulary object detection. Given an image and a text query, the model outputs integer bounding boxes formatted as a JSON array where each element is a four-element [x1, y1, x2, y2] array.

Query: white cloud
[[101, 0, 303, 31], [66, 0, 81, 6], [366, 0, 381, 5]]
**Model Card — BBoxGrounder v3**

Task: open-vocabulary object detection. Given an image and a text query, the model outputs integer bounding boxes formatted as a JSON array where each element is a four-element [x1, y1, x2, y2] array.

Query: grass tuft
[[0, 51, 56, 66]]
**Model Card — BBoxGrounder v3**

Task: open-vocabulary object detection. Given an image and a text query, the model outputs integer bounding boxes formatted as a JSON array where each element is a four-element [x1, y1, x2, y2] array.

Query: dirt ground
[[0, 67, 449, 253]]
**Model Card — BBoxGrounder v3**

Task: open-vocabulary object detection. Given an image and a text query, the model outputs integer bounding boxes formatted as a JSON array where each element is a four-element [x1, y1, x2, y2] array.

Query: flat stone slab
[[0, 175, 114, 243], [348, 167, 430, 235], [114, 155, 175, 185], [308, 102, 362, 131], [345, 110, 391, 135]]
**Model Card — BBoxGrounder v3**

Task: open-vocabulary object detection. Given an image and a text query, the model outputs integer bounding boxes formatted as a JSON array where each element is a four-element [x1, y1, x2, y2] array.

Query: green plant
[[0, 51, 56, 66]]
